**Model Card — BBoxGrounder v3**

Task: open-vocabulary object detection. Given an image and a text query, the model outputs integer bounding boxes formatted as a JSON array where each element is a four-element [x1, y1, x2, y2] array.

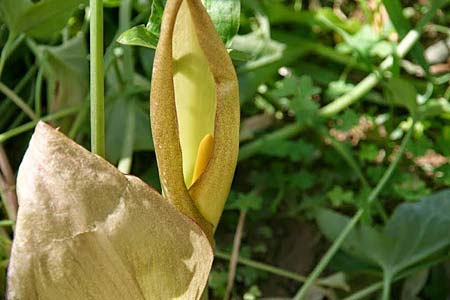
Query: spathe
[[151, 0, 240, 229]]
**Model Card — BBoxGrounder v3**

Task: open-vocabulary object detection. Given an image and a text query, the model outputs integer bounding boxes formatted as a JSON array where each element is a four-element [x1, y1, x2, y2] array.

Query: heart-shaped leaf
[[316, 189, 450, 276], [0, 0, 86, 39]]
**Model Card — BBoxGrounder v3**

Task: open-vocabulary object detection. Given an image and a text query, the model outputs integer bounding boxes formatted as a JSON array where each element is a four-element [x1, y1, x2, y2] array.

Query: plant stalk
[[0, 106, 81, 143], [0, 34, 24, 79], [90, 0, 105, 157], [0, 82, 37, 121], [223, 210, 247, 300], [382, 273, 392, 300]]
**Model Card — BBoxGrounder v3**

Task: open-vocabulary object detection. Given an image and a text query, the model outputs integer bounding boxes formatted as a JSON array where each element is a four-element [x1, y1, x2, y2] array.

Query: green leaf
[[289, 76, 320, 126], [230, 15, 285, 71], [118, 0, 165, 49], [359, 143, 379, 162], [327, 186, 355, 207], [118, 0, 240, 48], [317, 189, 450, 276], [225, 191, 263, 211], [289, 169, 316, 190], [406, 135, 433, 156], [201, 0, 240, 46], [39, 35, 88, 131], [258, 139, 315, 162], [334, 109, 359, 131], [0, 0, 86, 38], [105, 98, 153, 164], [393, 173, 430, 201], [385, 77, 418, 115], [117, 24, 159, 49]]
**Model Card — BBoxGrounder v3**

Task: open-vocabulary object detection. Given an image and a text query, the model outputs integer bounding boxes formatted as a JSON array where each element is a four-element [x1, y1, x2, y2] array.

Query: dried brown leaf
[[7, 122, 213, 300]]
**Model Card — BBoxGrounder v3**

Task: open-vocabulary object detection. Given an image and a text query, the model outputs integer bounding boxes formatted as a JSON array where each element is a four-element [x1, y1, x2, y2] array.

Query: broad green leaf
[[225, 191, 263, 211], [39, 35, 88, 131], [118, 0, 240, 48], [201, 0, 240, 47], [0, 0, 86, 39], [105, 98, 153, 164], [147, 0, 166, 40], [385, 77, 418, 115], [151, 0, 239, 228], [230, 15, 285, 71], [316, 189, 450, 275], [117, 24, 159, 49], [8, 122, 213, 299]]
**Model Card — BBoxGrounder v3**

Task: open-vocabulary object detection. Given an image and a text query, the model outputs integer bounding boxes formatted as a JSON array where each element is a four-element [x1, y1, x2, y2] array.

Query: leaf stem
[[90, 0, 105, 157], [0, 82, 37, 120], [343, 253, 450, 300], [293, 120, 415, 300], [382, 272, 393, 300], [34, 68, 44, 118], [0, 64, 37, 129], [0, 106, 81, 143], [215, 251, 308, 283], [0, 34, 24, 79]]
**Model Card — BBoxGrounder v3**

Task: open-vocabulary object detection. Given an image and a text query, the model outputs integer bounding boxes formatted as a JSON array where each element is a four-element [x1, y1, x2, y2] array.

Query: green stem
[[382, 273, 392, 300], [294, 209, 364, 300], [293, 121, 415, 300], [0, 34, 24, 79], [0, 82, 37, 120], [343, 253, 450, 300], [34, 68, 43, 118], [90, 0, 105, 157], [9, 80, 36, 129], [0, 64, 37, 121], [119, 0, 133, 81], [0, 106, 81, 143], [215, 251, 308, 283], [68, 98, 90, 139]]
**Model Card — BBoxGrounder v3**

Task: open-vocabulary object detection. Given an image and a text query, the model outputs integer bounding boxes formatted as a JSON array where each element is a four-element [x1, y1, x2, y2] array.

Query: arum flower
[[7, 0, 239, 299], [151, 0, 239, 232]]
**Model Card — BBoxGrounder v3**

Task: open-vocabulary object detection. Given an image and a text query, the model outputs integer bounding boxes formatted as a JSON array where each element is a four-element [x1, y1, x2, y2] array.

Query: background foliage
[[1, 0, 450, 299]]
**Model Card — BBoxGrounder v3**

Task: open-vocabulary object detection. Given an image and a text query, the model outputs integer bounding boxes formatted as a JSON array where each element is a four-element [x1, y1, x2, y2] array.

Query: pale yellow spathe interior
[[172, 0, 217, 188]]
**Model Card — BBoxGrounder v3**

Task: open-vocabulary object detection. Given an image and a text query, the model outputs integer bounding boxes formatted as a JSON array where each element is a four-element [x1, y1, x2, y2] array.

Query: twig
[[223, 210, 247, 300], [0, 145, 18, 221]]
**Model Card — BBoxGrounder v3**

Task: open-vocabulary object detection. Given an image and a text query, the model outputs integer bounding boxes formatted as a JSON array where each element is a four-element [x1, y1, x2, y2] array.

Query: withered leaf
[[8, 122, 213, 300]]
